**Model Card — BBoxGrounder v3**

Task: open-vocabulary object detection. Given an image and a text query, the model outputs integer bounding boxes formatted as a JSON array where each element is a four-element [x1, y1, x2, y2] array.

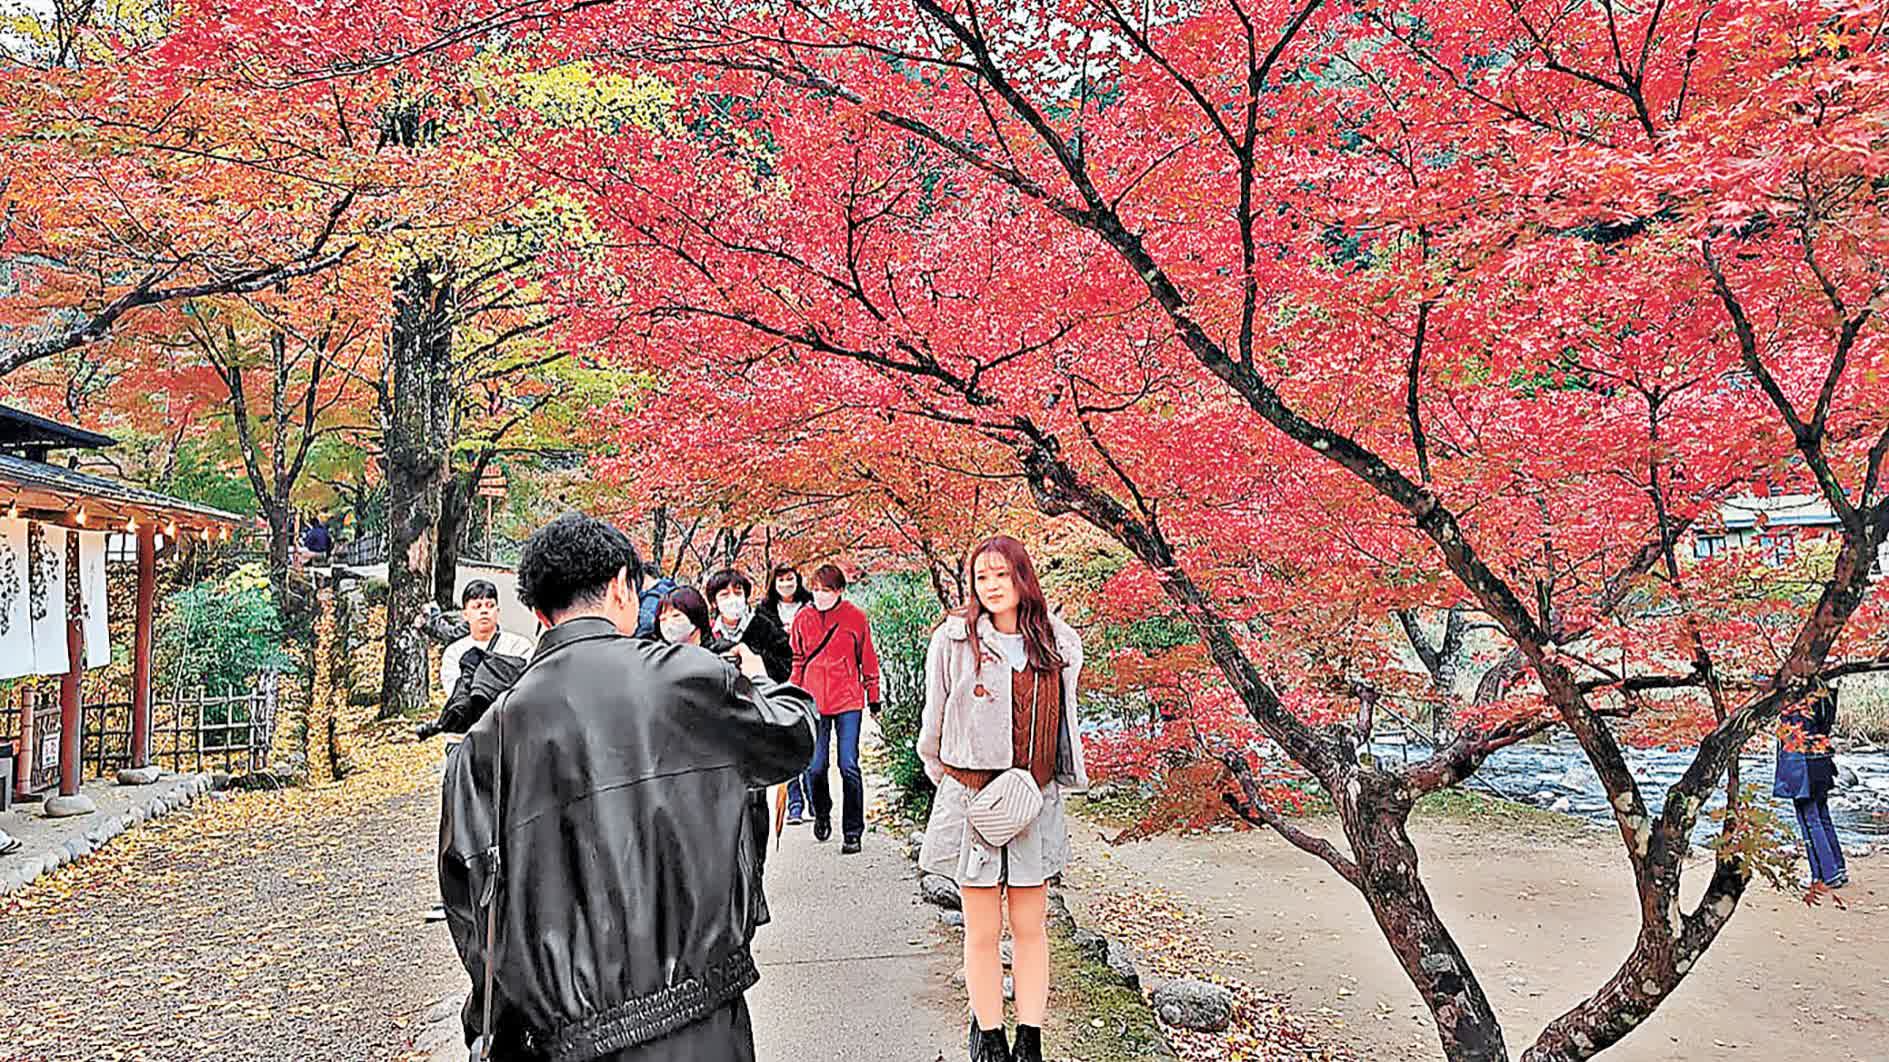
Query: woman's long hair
[[764, 564, 814, 608], [961, 536, 1065, 671]]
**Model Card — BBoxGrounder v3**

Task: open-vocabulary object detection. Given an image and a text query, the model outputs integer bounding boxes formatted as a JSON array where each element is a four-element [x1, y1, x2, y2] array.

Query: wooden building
[[0, 405, 245, 815]]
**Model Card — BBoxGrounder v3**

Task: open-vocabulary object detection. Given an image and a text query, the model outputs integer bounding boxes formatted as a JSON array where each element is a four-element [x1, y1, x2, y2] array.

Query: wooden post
[[13, 688, 30, 804], [58, 531, 82, 798], [132, 523, 156, 769], [58, 614, 81, 797], [45, 532, 96, 816]]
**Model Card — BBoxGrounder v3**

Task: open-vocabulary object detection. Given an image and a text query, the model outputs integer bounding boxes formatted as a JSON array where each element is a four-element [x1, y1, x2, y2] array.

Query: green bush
[[155, 562, 299, 696], [854, 571, 948, 819]]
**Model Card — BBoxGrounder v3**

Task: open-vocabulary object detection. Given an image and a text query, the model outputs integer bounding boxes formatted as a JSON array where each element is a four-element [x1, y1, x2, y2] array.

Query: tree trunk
[[1342, 780, 1511, 1062], [380, 261, 455, 721], [434, 468, 471, 609]]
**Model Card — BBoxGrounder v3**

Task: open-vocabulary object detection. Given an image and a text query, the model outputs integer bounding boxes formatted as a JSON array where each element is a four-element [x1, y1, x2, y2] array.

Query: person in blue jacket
[[1774, 680, 1848, 892]]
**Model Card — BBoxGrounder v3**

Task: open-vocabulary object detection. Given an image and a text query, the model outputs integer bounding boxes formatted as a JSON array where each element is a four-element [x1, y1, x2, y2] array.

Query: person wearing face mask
[[789, 564, 882, 855], [657, 586, 714, 646], [706, 569, 793, 682], [917, 536, 1087, 1062], [757, 565, 813, 639], [758, 565, 816, 822]]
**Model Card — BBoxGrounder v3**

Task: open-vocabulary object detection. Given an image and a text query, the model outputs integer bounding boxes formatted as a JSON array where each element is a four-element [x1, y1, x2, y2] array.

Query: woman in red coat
[[790, 563, 882, 854]]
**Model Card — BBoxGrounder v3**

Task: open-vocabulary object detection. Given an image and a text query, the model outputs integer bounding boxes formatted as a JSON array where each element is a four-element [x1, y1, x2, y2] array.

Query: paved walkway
[[0, 770, 198, 891], [421, 747, 964, 1060]]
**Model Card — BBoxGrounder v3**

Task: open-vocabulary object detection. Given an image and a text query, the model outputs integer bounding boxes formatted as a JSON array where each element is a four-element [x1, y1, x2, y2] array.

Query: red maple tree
[[506, 2, 1889, 1058]]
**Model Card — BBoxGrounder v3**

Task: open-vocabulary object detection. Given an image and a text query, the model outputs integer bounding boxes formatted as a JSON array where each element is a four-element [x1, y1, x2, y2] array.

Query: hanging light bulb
[[4, 499, 17, 520], [126, 516, 139, 533], [74, 505, 88, 527], [165, 520, 178, 538]]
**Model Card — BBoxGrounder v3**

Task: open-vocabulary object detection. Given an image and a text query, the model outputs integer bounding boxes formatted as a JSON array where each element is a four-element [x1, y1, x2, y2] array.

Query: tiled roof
[[0, 403, 115, 453], [0, 452, 246, 528]]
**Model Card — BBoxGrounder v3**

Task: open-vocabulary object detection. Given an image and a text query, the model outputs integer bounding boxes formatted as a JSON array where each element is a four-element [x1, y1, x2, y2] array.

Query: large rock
[[1045, 891, 1074, 928], [1836, 765, 1861, 790], [1071, 928, 1110, 965], [44, 793, 97, 818], [920, 874, 962, 911], [117, 766, 163, 786], [1105, 938, 1140, 990], [1152, 979, 1235, 1032]]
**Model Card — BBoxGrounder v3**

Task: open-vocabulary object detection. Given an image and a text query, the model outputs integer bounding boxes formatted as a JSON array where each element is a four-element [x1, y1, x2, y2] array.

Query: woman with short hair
[[789, 563, 882, 854]]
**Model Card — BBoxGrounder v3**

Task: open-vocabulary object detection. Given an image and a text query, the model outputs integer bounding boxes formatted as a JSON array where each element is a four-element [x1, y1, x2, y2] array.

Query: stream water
[[1369, 732, 1889, 845]]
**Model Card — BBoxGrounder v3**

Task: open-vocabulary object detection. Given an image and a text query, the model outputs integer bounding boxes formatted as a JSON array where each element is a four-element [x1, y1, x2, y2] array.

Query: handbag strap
[[802, 616, 843, 669], [478, 679, 507, 1058]]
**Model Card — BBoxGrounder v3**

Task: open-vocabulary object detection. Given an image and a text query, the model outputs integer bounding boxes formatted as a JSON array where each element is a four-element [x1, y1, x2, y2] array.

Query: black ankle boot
[[1011, 1024, 1042, 1062], [968, 1019, 1010, 1062]]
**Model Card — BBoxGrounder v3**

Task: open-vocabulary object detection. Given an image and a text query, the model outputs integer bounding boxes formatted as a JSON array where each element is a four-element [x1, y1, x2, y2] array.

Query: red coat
[[789, 601, 882, 716]]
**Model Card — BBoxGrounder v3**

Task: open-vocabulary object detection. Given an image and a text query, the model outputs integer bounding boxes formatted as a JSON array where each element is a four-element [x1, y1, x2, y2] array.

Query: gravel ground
[[0, 742, 457, 1062]]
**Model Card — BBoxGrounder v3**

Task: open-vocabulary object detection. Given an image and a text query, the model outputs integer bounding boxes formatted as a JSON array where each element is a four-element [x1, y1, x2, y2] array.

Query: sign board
[[477, 471, 507, 499], [29, 708, 59, 793]]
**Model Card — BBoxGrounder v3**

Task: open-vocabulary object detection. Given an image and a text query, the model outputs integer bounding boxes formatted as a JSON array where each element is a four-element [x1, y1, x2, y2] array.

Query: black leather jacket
[[440, 617, 816, 1061]]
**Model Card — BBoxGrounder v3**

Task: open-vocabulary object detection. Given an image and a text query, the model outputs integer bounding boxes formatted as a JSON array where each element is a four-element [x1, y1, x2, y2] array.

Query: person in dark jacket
[[756, 564, 813, 642], [439, 513, 816, 1061], [790, 563, 882, 855], [634, 561, 679, 640], [1775, 680, 1848, 893], [706, 568, 793, 682], [761, 566, 817, 823]]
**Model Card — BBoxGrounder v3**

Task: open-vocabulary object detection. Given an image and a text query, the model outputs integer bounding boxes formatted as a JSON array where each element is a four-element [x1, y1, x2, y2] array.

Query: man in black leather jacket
[[440, 513, 816, 1061]]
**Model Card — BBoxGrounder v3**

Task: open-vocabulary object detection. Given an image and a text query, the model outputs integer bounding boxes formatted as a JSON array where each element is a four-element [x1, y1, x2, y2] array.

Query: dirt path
[[0, 730, 967, 1062], [1064, 814, 1888, 1061], [0, 741, 458, 1061]]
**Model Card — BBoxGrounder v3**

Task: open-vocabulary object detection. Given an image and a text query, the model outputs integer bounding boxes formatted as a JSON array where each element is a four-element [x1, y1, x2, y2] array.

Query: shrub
[[854, 570, 948, 818], [155, 562, 299, 696]]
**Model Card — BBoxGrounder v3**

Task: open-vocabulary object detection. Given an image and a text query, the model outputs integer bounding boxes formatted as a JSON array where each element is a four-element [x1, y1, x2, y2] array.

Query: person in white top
[[757, 564, 815, 822], [440, 579, 536, 695]]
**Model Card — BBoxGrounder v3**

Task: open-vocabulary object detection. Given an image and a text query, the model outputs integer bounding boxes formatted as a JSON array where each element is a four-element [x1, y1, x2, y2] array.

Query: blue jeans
[[806, 710, 865, 840], [785, 775, 806, 819], [1795, 796, 1849, 887]]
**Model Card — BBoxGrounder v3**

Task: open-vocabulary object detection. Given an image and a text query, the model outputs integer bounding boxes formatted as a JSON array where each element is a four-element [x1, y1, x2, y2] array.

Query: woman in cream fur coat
[[918, 536, 1088, 1062]]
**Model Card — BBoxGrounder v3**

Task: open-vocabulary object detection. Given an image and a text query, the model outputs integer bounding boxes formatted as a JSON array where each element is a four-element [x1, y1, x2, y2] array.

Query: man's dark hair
[[810, 563, 847, 592], [462, 579, 500, 607], [518, 513, 642, 617], [704, 568, 753, 602]]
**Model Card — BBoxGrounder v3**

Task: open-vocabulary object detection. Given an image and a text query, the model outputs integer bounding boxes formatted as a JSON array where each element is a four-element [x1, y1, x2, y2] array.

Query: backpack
[[439, 635, 530, 734], [635, 576, 678, 639]]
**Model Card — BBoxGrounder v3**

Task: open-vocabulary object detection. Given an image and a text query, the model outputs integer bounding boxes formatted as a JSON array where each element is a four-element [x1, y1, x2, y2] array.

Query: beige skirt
[[919, 775, 1069, 888]]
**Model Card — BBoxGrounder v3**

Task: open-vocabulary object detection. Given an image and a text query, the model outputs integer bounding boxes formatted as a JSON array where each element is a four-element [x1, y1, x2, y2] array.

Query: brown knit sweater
[[945, 666, 1061, 791]]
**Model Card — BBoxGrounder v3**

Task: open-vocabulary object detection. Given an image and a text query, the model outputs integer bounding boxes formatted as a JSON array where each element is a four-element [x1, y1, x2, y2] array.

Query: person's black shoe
[[1011, 1024, 1042, 1062], [841, 836, 862, 855], [969, 1020, 1010, 1062], [813, 818, 832, 842]]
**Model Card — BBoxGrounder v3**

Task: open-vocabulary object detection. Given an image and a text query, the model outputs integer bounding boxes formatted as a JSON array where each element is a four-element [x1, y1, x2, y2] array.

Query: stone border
[[906, 830, 1181, 1056], [0, 773, 224, 897]]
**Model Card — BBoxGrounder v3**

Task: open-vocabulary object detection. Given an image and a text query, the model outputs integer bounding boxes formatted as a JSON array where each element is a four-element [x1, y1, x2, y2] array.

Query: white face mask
[[717, 596, 750, 624], [659, 615, 697, 644], [812, 589, 841, 611], [775, 580, 798, 599]]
